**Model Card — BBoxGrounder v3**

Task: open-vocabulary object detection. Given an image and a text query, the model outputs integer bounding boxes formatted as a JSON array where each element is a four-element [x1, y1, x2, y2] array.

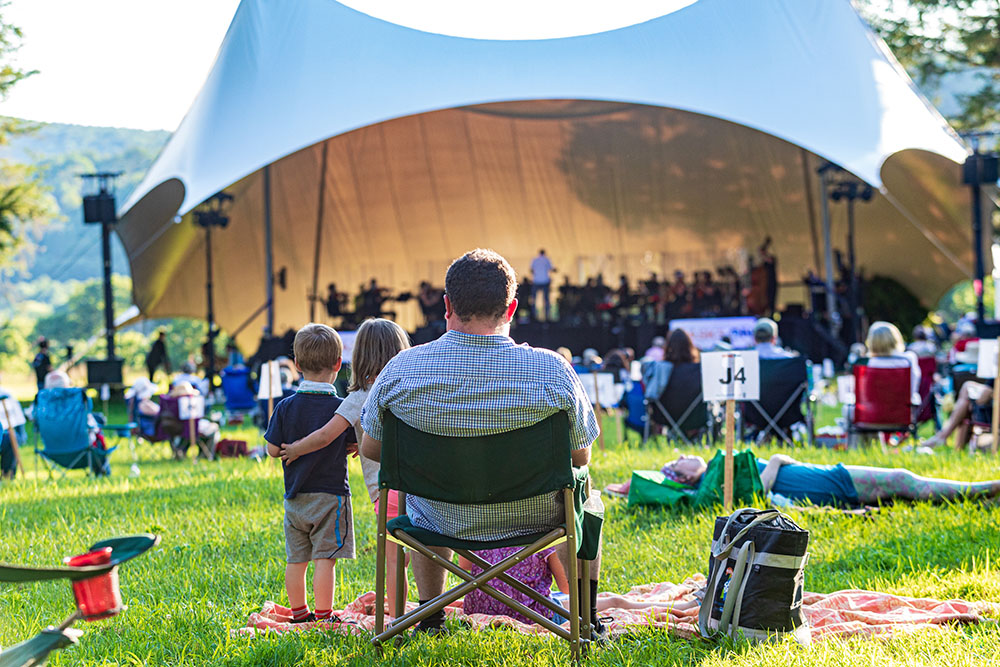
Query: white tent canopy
[[118, 0, 974, 347]]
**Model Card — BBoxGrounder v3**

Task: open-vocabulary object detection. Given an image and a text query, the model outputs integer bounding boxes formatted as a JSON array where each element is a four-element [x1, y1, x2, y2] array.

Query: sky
[[0, 0, 241, 131], [0, 0, 697, 131]]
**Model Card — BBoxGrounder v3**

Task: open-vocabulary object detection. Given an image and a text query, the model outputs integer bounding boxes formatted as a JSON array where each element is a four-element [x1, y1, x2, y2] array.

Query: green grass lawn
[[1, 407, 999, 666]]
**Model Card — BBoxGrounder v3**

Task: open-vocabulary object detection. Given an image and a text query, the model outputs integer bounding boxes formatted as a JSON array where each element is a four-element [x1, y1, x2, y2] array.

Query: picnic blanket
[[236, 574, 998, 641]]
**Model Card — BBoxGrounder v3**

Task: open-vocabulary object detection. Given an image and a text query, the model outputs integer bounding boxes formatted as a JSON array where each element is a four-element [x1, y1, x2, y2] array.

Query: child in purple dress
[[458, 546, 570, 624]]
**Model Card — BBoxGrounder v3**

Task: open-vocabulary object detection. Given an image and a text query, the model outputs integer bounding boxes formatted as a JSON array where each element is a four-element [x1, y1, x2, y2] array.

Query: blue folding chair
[[34, 388, 114, 478], [221, 366, 256, 412]]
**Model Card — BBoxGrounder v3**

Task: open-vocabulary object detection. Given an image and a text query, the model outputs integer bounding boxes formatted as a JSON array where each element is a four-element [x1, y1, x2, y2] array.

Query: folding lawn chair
[[644, 362, 710, 446], [848, 364, 916, 446], [373, 411, 599, 661], [220, 366, 256, 418], [621, 380, 646, 440], [742, 357, 814, 445], [914, 356, 939, 429], [34, 388, 114, 478], [157, 395, 215, 459]]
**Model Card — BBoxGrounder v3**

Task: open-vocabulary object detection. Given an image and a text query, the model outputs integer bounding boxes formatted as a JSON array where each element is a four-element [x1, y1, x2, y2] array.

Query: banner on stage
[[178, 394, 205, 421], [669, 317, 756, 351], [0, 397, 26, 428], [701, 350, 759, 401], [576, 372, 624, 408]]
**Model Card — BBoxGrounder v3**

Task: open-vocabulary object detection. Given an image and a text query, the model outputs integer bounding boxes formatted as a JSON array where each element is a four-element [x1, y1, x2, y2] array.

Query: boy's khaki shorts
[[284, 492, 355, 562]]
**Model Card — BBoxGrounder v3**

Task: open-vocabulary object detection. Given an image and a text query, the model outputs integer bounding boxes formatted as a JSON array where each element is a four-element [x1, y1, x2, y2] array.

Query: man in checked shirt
[[360, 248, 603, 634]]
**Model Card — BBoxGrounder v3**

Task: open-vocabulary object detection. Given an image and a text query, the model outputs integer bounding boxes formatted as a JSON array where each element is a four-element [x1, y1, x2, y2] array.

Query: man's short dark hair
[[445, 249, 516, 322]]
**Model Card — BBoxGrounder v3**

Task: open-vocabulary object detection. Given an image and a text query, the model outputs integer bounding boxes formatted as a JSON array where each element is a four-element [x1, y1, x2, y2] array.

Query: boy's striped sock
[[314, 609, 332, 620], [290, 605, 311, 622]]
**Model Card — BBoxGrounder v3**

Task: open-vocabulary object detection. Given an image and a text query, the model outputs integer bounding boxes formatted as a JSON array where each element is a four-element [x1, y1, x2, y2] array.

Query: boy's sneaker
[[290, 612, 317, 624]]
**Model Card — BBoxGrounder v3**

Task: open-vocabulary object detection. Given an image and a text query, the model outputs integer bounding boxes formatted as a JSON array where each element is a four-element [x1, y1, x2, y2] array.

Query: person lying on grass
[[280, 318, 413, 617], [264, 323, 357, 624], [606, 453, 1000, 506]]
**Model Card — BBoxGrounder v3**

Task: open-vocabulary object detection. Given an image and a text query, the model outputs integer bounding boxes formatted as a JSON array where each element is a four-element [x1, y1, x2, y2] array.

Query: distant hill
[[0, 120, 170, 284]]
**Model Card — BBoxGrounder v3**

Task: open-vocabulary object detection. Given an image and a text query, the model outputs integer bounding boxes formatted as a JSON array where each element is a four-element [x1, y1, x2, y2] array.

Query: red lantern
[[65, 547, 123, 621]]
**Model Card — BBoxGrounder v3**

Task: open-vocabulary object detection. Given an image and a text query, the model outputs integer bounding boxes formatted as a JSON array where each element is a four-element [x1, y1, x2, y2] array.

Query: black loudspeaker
[[963, 154, 999, 185], [86, 358, 123, 385], [83, 193, 117, 223]]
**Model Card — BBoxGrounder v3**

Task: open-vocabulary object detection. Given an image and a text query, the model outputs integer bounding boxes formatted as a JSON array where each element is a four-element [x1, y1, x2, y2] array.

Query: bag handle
[[726, 541, 756, 638], [712, 509, 779, 559], [697, 551, 729, 638], [716, 541, 752, 636]]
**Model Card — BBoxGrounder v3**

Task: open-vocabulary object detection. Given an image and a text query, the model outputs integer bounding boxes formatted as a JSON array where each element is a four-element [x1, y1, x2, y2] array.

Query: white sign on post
[[700, 351, 760, 401], [178, 394, 206, 421], [977, 338, 998, 379], [577, 372, 625, 408], [0, 397, 26, 428], [257, 360, 284, 400]]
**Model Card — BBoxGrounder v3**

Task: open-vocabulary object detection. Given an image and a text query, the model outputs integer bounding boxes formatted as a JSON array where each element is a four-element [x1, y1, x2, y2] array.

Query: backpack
[[698, 508, 811, 644]]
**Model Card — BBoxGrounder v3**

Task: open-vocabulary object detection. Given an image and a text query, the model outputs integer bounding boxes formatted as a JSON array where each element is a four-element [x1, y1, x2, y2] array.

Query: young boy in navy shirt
[[265, 323, 356, 623]]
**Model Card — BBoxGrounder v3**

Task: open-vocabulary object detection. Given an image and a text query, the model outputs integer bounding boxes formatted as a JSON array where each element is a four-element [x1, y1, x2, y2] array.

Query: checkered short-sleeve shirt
[[361, 330, 600, 541]]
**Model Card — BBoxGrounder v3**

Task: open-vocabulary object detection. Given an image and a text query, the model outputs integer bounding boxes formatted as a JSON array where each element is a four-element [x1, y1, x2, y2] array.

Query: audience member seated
[[43, 371, 106, 450], [126, 377, 161, 439], [753, 317, 795, 359], [359, 249, 604, 634], [643, 336, 666, 362], [0, 379, 26, 479], [173, 361, 210, 395], [922, 379, 993, 450], [645, 329, 707, 440], [948, 320, 979, 366], [907, 325, 937, 358], [159, 381, 220, 460]]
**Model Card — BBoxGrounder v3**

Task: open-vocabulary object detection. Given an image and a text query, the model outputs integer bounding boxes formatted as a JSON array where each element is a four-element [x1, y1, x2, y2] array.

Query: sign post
[[724, 355, 735, 511], [579, 372, 624, 450], [701, 351, 760, 511], [0, 395, 25, 478]]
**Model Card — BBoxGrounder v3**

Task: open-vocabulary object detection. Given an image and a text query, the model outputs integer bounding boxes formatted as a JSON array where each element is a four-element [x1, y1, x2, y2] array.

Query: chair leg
[[581, 558, 592, 644], [374, 489, 388, 642], [564, 488, 580, 662], [393, 542, 406, 620]]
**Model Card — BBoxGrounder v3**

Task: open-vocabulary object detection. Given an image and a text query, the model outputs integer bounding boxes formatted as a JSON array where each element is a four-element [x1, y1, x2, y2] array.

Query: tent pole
[[818, 167, 840, 339], [310, 143, 329, 322], [971, 179, 986, 323], [264, 164, 275, 336]]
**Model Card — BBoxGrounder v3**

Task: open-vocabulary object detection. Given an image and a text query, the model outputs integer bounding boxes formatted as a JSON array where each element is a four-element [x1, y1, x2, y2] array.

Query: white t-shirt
[[335, 388, 380, 502], [531, 254, 553, 285]]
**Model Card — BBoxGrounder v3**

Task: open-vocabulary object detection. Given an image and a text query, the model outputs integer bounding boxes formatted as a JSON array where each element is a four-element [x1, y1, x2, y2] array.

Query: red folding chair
[[850, 365, 916, 445]]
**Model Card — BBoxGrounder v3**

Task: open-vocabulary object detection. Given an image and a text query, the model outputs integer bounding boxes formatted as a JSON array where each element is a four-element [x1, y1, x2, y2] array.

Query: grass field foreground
[[1, 412, 999, 666]]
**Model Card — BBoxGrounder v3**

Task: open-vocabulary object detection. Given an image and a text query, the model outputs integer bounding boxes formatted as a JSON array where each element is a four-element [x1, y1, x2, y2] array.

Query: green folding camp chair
[[373, 411, 598, 661]]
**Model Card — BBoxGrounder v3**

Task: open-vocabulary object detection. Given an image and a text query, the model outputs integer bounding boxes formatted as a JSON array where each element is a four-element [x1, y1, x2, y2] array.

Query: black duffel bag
[[698, 508, 811, 644]]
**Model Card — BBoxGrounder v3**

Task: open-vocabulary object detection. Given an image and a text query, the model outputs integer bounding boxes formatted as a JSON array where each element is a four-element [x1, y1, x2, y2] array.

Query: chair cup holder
[[65, 547, 123, 621]]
